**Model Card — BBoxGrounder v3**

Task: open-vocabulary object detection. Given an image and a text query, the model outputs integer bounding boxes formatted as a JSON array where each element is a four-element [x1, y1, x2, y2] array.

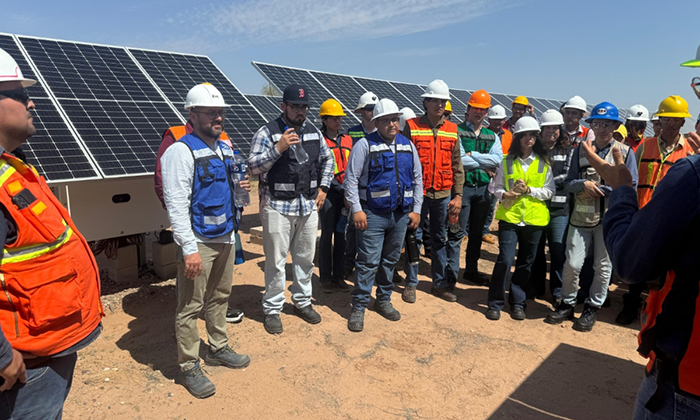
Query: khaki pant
[[175, 242, 234, 371]]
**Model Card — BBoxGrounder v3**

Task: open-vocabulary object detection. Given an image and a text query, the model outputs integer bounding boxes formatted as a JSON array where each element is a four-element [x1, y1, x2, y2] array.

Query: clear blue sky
[[4, 0, 700, 121]]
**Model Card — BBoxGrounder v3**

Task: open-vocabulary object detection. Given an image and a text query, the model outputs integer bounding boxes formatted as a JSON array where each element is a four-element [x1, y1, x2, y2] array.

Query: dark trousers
[[344, 217, 356, 275], [487, 221, 543, 311], [319, 189, 345, 282], [446, 184, 490, 281], [531, 214, 568, 299]]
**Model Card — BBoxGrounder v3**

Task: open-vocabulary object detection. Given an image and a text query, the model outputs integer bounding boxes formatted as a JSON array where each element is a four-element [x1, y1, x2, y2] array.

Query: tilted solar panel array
[[252, 62, 657, 138]]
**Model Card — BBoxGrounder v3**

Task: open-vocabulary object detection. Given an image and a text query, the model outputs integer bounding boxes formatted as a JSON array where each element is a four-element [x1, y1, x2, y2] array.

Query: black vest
[[265, 117, 321, 200]]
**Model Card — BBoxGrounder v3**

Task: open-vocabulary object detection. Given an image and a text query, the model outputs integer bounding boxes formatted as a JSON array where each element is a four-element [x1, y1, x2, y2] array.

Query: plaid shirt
[[247, 120, 334, 216]]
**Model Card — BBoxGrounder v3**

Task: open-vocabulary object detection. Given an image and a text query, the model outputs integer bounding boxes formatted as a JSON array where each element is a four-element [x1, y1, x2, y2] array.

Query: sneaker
[[431, 287, 457, 302], [182, 365, 216, 399], [544, 302, 575, 325], [204, 345, 250, 369], [264, 314, 283, 335], [348, 310, 364, 332], [320, 282, 335, 293], [373, 301, 401, 321], [225, 307, 244, 323], [461, 271, 490, 286], [293, 305, 322, 324], [482, 234, 496, 244], [510, 306, 526, 321], [573, 304, 598, 332], [485, 309, 501, 321], [402, 286, 417, 303]]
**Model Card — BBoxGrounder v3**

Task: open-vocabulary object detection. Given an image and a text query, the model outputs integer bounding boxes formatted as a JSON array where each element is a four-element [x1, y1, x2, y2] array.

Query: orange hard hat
[[468, 90, 491, 109]]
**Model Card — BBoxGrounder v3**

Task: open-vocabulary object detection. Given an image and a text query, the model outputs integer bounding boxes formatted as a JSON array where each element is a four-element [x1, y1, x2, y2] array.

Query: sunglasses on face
[[193, 109, 227, 119], [375, 117, 400, 124], [590, 120, 615, 129], [0, 88, 30, 105], [286, 103, 309, 112]]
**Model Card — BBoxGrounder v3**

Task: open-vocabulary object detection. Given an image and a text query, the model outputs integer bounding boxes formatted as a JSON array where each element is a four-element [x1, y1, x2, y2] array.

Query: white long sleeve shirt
[[161, 141, 236, 256]]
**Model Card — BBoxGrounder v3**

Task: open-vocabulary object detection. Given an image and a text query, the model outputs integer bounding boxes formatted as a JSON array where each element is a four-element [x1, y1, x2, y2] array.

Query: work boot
[[544, 302, 575, 325], [333, 279, 351, 291], [616, 294, 641, 325], [431, 287, 457, 302], [348, 310, 365, 332], [264, 314, 283, 335], [225, 307, 244, 323], [462, 271, 490, 286], [573, 304, 598, 332], [510, 306, 526, 321], [485, 309, 501, 321], [182, 364, 216, 399], [402, 286, 417, 303], [373, 300, 401, 321], [204, 345, 250, 369], [294, 304, 322, 324]]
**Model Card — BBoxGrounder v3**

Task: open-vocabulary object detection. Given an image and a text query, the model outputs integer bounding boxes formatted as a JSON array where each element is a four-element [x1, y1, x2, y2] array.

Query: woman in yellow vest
[[485, 116, 555, 321]]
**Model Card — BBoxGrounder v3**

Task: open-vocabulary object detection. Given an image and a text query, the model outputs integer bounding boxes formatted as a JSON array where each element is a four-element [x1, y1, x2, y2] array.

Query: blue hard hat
[[586, 102, 623, 123]]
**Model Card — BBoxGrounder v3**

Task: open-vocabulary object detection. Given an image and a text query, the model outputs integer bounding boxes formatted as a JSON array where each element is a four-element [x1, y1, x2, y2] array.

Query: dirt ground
[[64, 190, 647, 420]]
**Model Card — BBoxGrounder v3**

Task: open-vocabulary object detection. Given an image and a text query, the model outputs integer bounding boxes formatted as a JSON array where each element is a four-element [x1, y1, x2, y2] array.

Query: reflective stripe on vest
[[363, 132, 415, 213], [637, 137, 694, 208], [406, 118, 458, 193], [494, 155, 550, 226], [2, 224, 73, 265], [325, 133, 353, 184]]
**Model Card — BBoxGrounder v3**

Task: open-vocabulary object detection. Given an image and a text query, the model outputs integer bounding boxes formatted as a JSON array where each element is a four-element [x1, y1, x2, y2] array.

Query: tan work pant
[[175, 242, 234, 371]]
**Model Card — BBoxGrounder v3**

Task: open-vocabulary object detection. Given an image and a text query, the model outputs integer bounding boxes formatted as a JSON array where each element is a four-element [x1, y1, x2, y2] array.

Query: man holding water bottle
[[161, 83, 251, 399], [248, 84, 335, 335]]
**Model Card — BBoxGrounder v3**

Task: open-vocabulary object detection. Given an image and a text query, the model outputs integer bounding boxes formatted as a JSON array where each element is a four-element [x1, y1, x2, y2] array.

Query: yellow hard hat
[[655, 95, 692, 118], [319, 99, 346, 117], [613, 124, 627, 140], [445, 101, 453, 113], [513, 96, 529, 106]]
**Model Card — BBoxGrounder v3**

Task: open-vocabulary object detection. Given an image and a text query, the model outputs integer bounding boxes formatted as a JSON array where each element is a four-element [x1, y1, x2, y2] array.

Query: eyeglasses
[[285, 103, 309, 112], [375, 117, 400, 124], [590, 120, 615, 129], [428, 98, 448, 106], [192, 109, 227, 119], [0, 88, 30, 105], [659, 117, 685, 125]]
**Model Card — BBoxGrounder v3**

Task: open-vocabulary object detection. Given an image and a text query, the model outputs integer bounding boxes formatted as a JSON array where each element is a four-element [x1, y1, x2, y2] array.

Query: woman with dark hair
[[530, 110, 574, 304], [485, 116, 555, 321]]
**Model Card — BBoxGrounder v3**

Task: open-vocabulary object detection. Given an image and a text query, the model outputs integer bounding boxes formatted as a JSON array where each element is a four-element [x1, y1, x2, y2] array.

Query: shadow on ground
[[488, 343, 642, 420]]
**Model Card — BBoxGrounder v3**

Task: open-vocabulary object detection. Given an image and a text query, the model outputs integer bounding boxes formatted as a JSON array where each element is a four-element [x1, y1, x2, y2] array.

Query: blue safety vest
[[348, 123, 369, 145], [179, 134, 238, 238], [362, 132, 414, 214]]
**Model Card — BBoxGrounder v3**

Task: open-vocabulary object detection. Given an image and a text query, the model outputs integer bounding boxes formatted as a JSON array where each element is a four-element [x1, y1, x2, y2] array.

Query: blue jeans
[[531, 214, 568, 299], [352, 207, 410, 310], [447, 184, 490, 282], [487, 221, 543, 311], [319, 189, 345, 282], [344, 219, 356, 275], [405, 196, 450, 289], [0, 353, 77, 420], [482, 193, 498, 235], [633, 371, 700, 419]]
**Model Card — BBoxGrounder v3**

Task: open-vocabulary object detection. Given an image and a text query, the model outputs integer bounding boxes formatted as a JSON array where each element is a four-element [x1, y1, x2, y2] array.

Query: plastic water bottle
[[231, 151, 250, 207], [286, 126, 309, 164], [234, 232, 244, 265], [448, 213, 461, 234], [336, 207, 349, 233]]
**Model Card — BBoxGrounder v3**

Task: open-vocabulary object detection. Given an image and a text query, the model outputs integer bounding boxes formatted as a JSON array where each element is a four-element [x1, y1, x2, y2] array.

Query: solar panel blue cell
[[351, 77, 419, 112], [245, 95, 282, 121], [490, 94, 512, 108], [450, 89, 474, 111], [528, 98, 550, 115], [253, 63, 334, 110], [308, 71, 366, 113]]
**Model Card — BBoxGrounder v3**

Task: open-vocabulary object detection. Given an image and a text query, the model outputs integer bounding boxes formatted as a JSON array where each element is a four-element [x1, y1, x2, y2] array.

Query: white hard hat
[[539, 109, 564, 127], [184, 83, 230, 110], [487, 104, 507, 120], [651, 114, 659, 122], [372, 98, 402, 121], [355, 91, 379, 112], [398, 107, 417, 131], [513, 116, 540, 134], [421, 79, 450, 100], [626, 104, 650, 122], [0, 48, 36, 87], [563, 95, 587, 112]]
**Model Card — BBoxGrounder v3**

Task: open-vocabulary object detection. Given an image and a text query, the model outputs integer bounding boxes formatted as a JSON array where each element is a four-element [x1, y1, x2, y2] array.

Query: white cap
[[539, 109, 564, 127], [184, 83, 230, 110], [398, 107, 417, 131], [421, 79, 450, 100], [626, 104, 650, 122], [0, 48, 36, 87], [487, 104, 507, 120], [563, 95, 587, 112], [513, 116, 540, 134], [372, 98, 402, 121], [355, 91, 379, 112]]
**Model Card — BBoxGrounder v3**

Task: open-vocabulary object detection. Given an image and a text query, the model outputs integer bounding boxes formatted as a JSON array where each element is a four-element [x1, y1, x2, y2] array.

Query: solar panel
[[389, 81, 427, 111], [308, 71, 366, 115], [252, 63, 332, 109], [351, 77, 419, 112], [490, 93, 512, 108], [245, 94, 282, 121], [0, 34, 99, 182], [451, 89, 474, 113], [528, 98, 550, 115], [18, 36, 186, 177]]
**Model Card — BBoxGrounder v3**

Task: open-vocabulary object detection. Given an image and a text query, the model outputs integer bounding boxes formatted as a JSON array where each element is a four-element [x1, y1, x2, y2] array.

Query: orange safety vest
[[640, 271, 700, 397], [500, 129, 513, 154], [0, 153, 103, 356], [407, 118, 458, 193], [324, 133, 352, 184], [637, 136, 694, 208]]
